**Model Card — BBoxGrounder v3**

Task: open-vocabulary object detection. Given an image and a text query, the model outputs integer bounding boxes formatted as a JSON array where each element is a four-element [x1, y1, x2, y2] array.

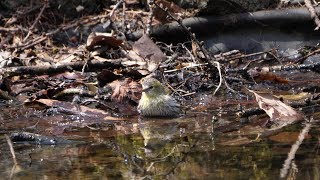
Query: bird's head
[[140, 77, 169, 97]]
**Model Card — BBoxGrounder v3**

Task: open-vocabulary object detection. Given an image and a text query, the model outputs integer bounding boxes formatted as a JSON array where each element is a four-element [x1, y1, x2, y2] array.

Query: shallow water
[[0, 108, 319, 180]]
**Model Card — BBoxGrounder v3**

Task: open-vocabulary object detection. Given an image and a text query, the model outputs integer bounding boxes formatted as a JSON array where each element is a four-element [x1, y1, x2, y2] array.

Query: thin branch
[[146, 0, 155, 35], [280, 119, 312, 178], [226, 59, 320, 74], [5, 134, 18, 165], [30, 2, 48, 30], [109, 0, 125, 18], [305, 0, 320, 30], [213, 61, 222, 95], [22, 2, 48, 42]]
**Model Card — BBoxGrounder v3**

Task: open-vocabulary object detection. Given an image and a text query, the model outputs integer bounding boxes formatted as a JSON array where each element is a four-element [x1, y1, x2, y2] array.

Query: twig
[[222, 49, 275, 61], [23, 2, 48, 42], [122, 0, 126, 32], [20, 36, 47, 51], [296, 47, 320, 63], [265, 62, 320, 72], [164, 62, 207, 73], [280, 119, 312, 178], [146, 0, 155, 35], [181, 91, 196, 97], [226, 59, 320, 74], [305, 0, 320, 30], [181, 43, 196, 63], [213, 61, 222, 95], [0, 27, 20, 32], [30, 3, 48, 31], [223, 78, 238, 94], [5, 134, 18, 165], [154, 2, 224, 94], [109, 0, 125, 18]]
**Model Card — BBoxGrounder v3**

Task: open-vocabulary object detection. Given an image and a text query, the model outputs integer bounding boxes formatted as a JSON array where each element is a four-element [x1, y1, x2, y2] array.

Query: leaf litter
[[0, 0, 319, 147]]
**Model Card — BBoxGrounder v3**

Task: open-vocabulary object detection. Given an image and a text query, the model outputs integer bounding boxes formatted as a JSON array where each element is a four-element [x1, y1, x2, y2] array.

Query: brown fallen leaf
[[249, 89, 303, 127], [269, 131, 311, 143], [97, 69, 121, 86], [86, 32, 123, 51], [248, 68, 289, 84], [127, 34, 166, 72], [108, 78, 142, 102]]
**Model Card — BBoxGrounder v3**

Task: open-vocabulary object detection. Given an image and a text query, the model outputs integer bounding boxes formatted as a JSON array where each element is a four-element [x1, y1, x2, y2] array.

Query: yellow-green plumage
[[138, 77, 182, 117]]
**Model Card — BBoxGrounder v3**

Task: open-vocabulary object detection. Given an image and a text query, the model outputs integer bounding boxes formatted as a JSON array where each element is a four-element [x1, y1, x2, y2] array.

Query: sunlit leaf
[[249, 90, 303, 126], [127, 34, 166, 72]]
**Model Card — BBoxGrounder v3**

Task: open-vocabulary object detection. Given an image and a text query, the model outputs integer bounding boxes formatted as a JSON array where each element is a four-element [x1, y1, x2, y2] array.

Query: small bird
[[138, 77, 182, 117]]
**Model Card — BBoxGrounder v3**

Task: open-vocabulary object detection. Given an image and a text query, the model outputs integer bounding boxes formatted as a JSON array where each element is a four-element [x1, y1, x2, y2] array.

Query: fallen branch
[[0, 59, 123, 77], [226, 60, 320, 74], [129, 6, 320, 41]]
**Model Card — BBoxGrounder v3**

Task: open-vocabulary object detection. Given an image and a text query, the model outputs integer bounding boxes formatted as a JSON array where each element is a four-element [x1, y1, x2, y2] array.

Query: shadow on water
[[0, 104, 320, 179]]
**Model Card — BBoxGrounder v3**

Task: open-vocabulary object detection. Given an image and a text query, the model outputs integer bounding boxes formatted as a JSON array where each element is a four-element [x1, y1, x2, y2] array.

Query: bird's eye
[[142, 86, 153, 92]]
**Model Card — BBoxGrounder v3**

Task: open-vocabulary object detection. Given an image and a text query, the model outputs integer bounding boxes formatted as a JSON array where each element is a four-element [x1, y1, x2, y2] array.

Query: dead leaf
[[191, 40, 198, 57], [97, 69, 121, 86], [269, 131, 311, 143], [108, 78, 142, 102], [127, 34, 166, 72], [154, 0, 184, 24], [53, 72, 85, 80], [126, 50, 146, 65], [249, 90, 303, 126], [86, 32, 123, 51], [248, 68, 289, 83]]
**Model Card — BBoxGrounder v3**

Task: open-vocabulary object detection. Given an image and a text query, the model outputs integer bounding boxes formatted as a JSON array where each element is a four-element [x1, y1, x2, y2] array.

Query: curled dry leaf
[[249, 89, 303, 127], [86, 32, 123, 51], [108, 78, 142, 102]]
